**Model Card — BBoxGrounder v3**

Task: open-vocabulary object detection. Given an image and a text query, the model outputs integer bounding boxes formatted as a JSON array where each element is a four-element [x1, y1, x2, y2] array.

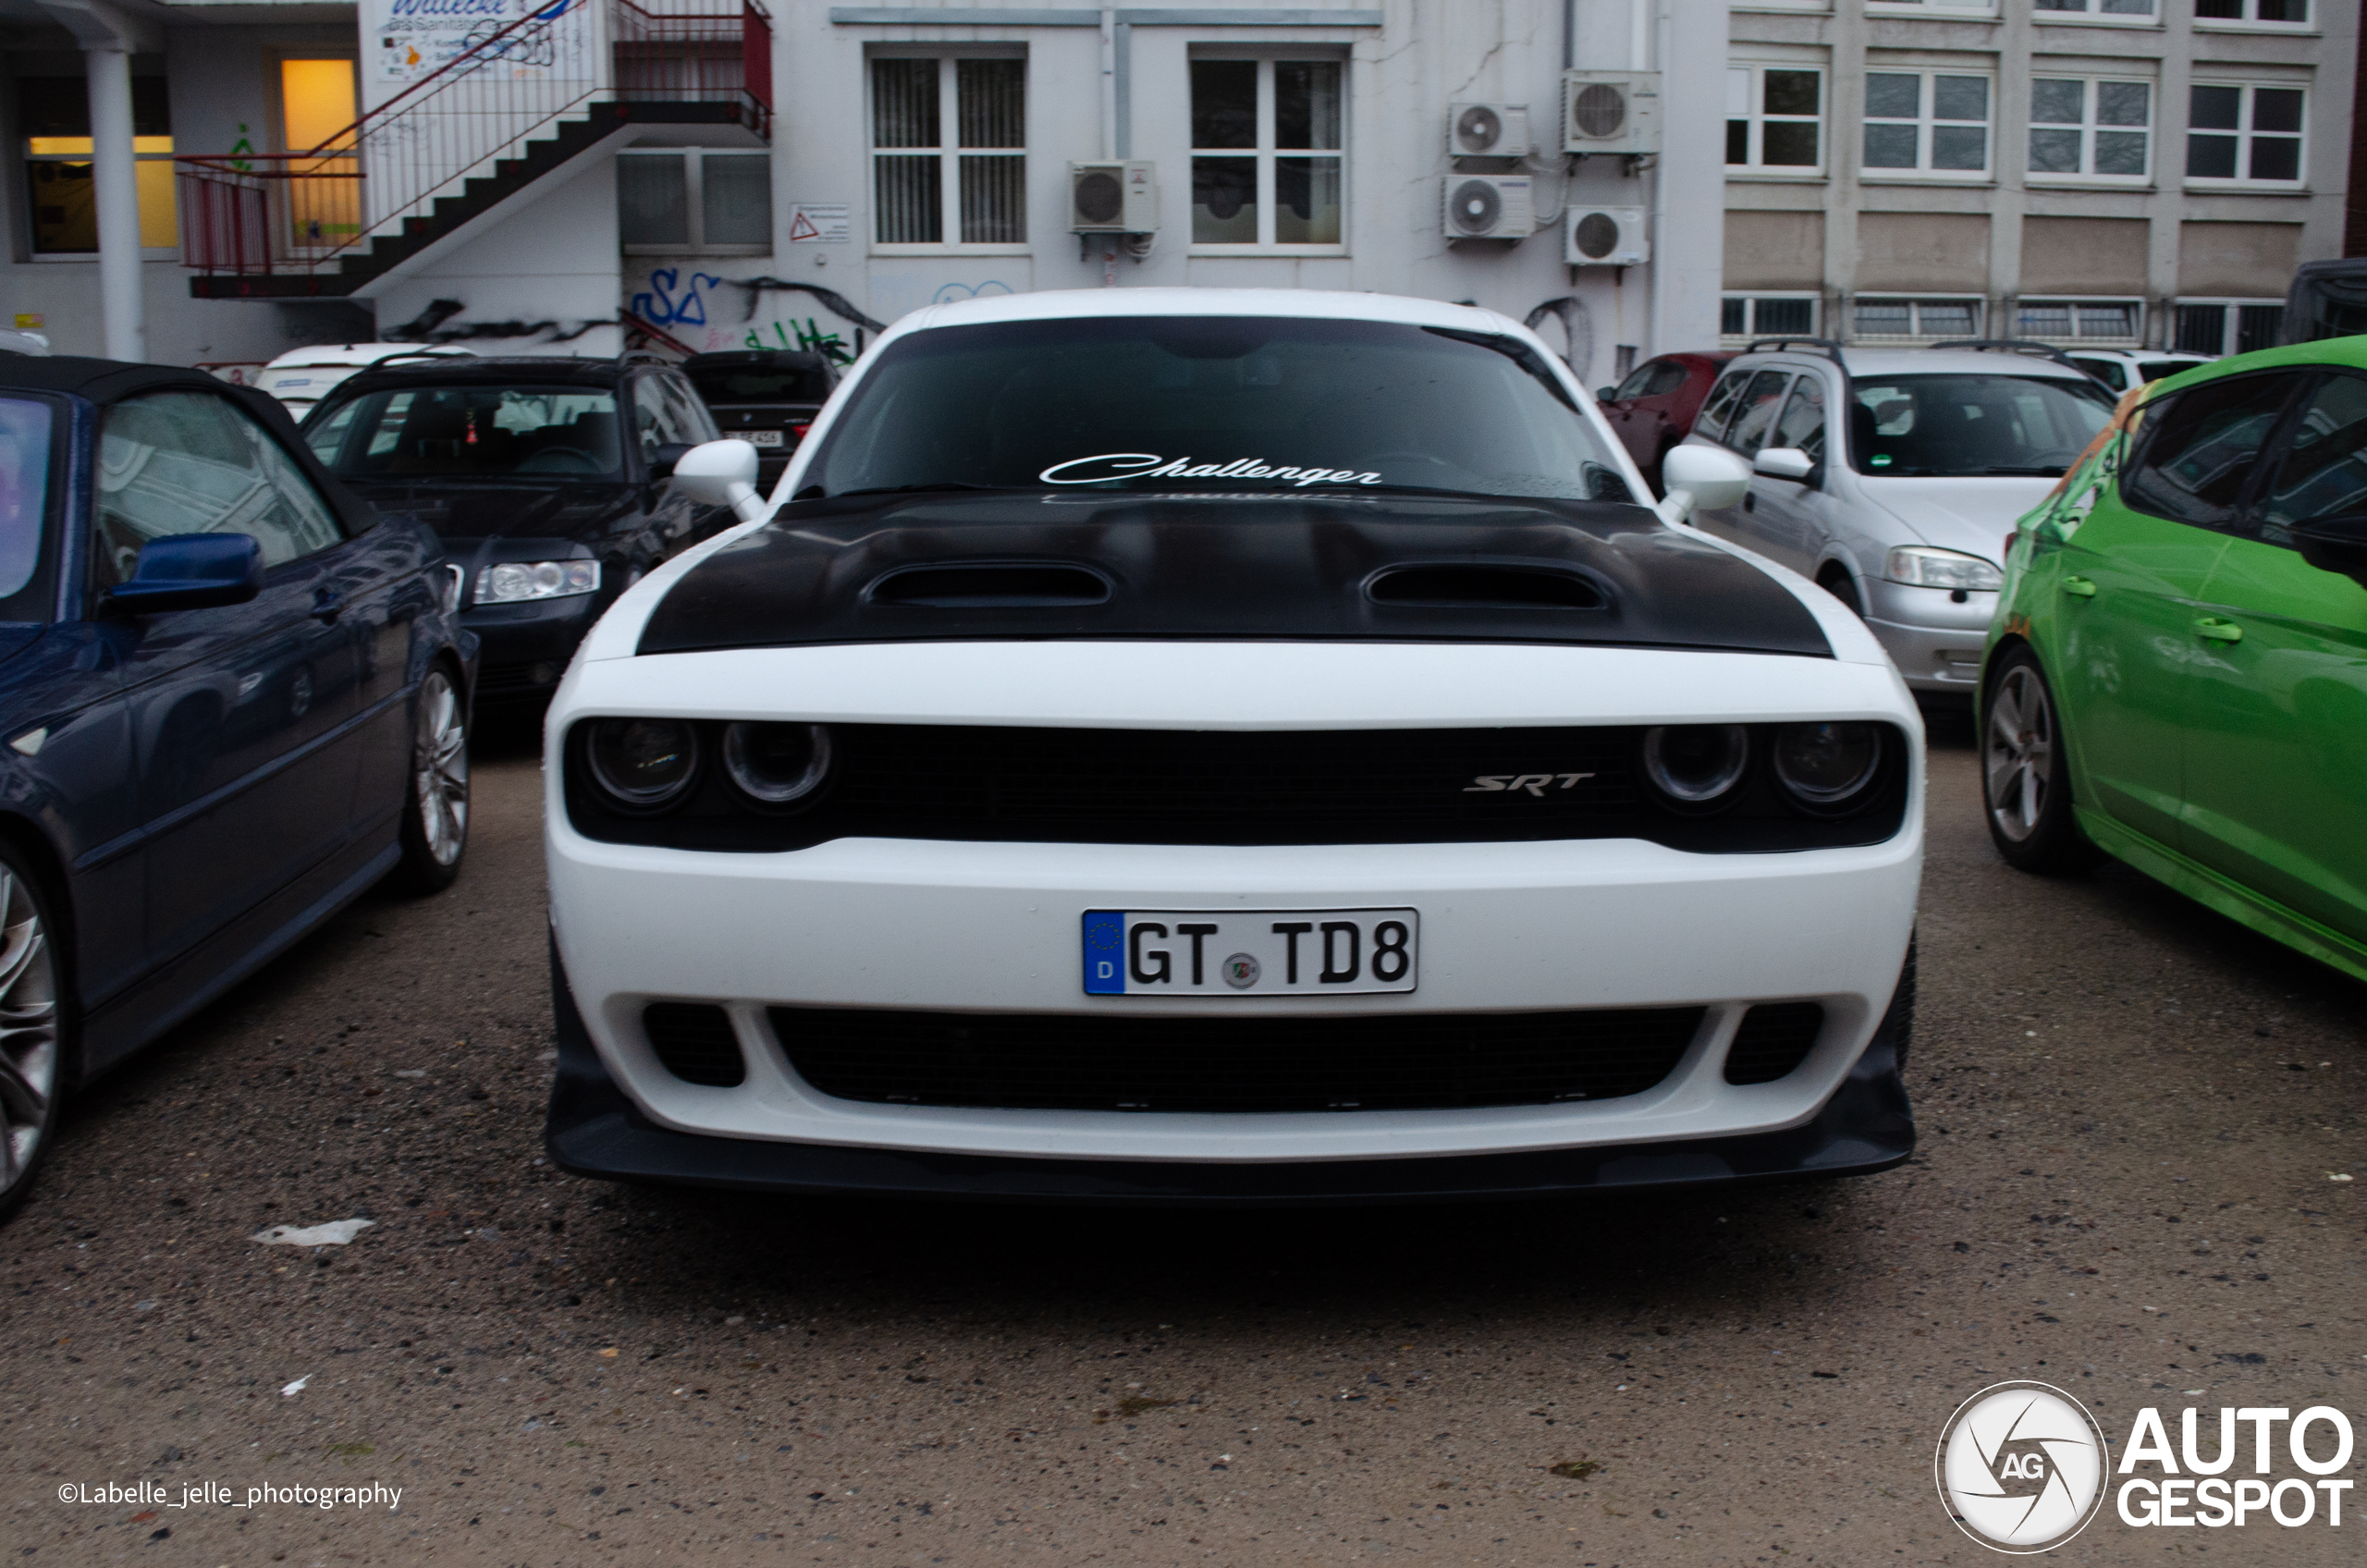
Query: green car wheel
[[1981, 648, 2100, 875]]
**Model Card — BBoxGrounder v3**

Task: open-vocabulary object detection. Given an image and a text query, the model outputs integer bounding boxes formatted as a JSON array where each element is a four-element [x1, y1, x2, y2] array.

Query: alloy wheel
[[1985, 665, 2054, 843], [414, 670, 470, 868], [0, 865, 59, 1201]]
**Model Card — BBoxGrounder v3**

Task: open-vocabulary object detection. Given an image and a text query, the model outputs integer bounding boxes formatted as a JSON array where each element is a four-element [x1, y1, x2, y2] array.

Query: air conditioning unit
[[1442, 175, 1533, 240], [1069, 160, 1159, 233], [1562, 70, 1661, 156], [1565, 206, 1650, 266], [1448, 102, 1530, 159]]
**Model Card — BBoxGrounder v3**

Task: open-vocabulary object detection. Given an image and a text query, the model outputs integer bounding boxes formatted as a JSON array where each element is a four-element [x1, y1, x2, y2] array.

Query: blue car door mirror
[[104, 533, 264, 614]]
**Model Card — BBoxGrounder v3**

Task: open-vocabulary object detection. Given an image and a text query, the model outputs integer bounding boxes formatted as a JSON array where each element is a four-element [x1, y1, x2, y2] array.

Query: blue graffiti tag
[[930, 280, 1014, 303], [630, 268, 728, 328]]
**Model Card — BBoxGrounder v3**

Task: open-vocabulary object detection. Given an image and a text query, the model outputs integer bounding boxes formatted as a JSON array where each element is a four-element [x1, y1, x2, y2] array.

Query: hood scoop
[[1366, 562, 1605, 610], [867, 562, 1113, 607]]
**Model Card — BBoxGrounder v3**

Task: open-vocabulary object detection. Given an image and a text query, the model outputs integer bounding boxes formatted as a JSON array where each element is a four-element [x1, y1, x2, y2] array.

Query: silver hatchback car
[[1678, 341, 2115, 696]]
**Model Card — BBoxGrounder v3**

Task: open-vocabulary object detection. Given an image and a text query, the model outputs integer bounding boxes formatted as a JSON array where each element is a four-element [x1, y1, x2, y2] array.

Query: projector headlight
[[476, 559, 600, 604], [1640, 725, 1750, 806], [721, 722, 834, 808], [584, 717, 700, 810], [1772, 722, 1884, 810]]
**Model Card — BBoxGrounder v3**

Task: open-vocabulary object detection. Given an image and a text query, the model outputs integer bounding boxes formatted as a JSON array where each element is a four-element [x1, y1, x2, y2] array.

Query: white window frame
[[1720, 293, 1822, 342], [1732, 0, 1829, 10], [1859, 68, 1994, 183], [2191, 0, 2312, 31], [2031, 0, 2159, 25], [618, 148, 774, 257], [868, 50, 1030, 257], [1849, 295, 1986, 342], [2012, 298, 2145, 345], [2184, 80, 2307, 191], [1185, 52, 1348, 257], [1866, 0, 1999, 17], [1726, 63, 1826, 178], [2172, 298, 2286, 356], [2025, 75, 2152, 187]]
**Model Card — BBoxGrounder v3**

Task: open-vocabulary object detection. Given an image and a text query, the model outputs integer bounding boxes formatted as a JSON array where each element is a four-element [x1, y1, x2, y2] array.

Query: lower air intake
[[1723, 1002, 1825, 1084], [643, 1002, 745, 1087], [772, 1005, 1704, 1112]]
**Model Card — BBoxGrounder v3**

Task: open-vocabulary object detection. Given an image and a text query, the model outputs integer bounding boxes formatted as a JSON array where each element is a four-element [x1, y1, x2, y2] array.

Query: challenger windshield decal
[[1040, 453, 1385, 489]]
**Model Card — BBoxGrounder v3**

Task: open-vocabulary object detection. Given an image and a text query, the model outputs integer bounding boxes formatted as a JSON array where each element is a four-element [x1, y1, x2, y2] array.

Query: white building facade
[[1723, 0, 2359, 353], [0, 0, 1728, 387]]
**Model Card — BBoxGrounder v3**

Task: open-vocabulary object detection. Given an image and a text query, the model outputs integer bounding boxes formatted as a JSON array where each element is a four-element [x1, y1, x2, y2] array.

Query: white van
[[255, 342, 473, 421]]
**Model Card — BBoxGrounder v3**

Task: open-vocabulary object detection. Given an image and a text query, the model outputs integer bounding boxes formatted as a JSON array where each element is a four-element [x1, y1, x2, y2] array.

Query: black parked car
[[0, 356, 476, 1223], [300, 353, 727, 705], [681, 349, 838, 492]]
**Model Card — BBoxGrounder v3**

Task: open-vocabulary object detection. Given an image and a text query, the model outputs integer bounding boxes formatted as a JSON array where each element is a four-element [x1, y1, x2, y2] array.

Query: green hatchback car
[[1982, 338, 2367, 982]]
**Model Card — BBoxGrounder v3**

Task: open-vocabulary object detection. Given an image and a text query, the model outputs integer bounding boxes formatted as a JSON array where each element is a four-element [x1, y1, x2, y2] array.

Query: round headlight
[[722, 722, 833, 807], [1641, 725, 1749, 804], [1772, 722, 1883, 808], [585, 717, 700, 809]]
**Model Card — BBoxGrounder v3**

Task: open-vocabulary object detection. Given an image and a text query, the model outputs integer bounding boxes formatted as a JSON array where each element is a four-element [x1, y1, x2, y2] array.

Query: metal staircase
[[178, 0, 770, 300]]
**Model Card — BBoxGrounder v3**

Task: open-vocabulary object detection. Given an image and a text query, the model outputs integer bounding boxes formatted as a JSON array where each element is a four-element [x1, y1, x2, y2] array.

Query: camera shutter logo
[[1935, 1380, 2108, 1552]]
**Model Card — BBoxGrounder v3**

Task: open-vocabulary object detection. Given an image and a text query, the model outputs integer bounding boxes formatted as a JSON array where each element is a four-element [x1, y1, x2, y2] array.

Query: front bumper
[[463, 594, 603, 703], [546, 937, 1916, 1203], [1861, 578, 1999, 692]]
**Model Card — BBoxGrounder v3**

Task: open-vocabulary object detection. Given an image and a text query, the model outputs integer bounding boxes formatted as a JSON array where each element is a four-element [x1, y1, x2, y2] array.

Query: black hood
[[335, 477, 643, 546], [636, 491, 1832, 659]]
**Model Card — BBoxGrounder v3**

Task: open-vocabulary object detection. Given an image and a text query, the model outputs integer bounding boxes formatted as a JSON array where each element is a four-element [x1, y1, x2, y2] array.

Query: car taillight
[[791, 422, 811, 440]]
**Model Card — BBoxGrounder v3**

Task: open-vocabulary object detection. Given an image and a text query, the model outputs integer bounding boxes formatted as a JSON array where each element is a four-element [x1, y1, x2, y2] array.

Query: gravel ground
[[4, 717, 2360, 1565]]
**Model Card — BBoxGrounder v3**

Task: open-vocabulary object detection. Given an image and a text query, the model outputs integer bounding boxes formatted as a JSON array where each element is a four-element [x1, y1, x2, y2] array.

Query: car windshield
[[1847, 374, 2114, 477], [689, 363, 832, 404], [0, 397, 50, 605], [307, 386, 624, 480], [797, 316, 1636, 503]]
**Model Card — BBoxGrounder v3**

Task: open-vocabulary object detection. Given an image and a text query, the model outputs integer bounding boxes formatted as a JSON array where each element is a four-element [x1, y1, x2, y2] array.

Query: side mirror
[[1598, 386, 1618, 402], [668, 438, 767, 525], [1754, 447, 1817, 484], [1659, 445, 1752, 522], [104, 533, 263, 614], [2287, 517, 2367, 587], [647, 441, 695, 481]]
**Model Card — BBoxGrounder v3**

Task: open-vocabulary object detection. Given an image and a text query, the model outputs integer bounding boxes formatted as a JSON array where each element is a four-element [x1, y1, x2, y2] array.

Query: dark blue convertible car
[[0, 355, 476, 1221]]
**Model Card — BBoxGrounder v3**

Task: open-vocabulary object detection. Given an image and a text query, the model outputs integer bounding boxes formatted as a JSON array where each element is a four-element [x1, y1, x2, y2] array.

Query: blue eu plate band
[[1083, 910, 1126, 994]]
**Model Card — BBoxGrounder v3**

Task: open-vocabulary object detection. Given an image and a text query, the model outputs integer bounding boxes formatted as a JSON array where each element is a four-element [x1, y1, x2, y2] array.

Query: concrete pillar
[[84, 43, 146, 362]]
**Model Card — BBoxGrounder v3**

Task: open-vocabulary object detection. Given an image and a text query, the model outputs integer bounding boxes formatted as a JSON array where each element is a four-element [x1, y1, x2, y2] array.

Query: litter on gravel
[[251, 1219, 375, 1247], [281, 1376, 310, 1397]]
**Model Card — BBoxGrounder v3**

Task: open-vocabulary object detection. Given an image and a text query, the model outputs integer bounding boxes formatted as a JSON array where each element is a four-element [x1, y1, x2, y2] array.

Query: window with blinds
[[872, 55, 1026, 248]]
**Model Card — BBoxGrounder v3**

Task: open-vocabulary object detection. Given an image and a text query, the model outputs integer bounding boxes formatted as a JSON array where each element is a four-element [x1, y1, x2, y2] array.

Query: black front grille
[[566, 723, 1910, 854], [1723, 1002, 1825, 1084], [644, 1002, 745, 1086], [772, 1004, 1704, 1113]]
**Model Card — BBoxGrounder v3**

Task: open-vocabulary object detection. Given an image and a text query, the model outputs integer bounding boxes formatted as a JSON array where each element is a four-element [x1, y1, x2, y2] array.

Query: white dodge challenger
[[542, 288, 1922, 1202]]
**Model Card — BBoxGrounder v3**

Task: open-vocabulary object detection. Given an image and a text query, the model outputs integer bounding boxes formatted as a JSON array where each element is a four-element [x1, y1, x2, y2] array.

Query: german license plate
[[744, 429, 785, 447], [1083, 909, 1417, 997]]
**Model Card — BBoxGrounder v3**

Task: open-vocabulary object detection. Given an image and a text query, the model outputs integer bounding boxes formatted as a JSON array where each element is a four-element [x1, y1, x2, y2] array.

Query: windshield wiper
[[1975, 465, 2068, 476], [829, 482, 1001, 497]]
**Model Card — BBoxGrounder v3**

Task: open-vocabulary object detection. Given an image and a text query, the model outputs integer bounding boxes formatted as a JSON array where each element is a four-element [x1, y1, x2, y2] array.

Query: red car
[[1597, 350, 1736, 496]]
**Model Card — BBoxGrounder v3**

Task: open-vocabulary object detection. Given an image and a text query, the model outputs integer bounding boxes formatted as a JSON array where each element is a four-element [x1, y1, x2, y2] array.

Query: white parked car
[[254, 341, 473, 420], [2064, 347, 2213, 396], [541, 288, 1922, 1202], [1679, 342, 2116, 696]]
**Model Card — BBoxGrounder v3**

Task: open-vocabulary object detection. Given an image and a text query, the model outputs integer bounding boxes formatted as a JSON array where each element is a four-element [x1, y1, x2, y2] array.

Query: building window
[[19, 75, 176, 254], [278, 58, 360, 251], [2028, 78, 2151, 181], [1189, 57, 1343, 249], [1853, 297, 1982, 340], [2174, 300, 2285, 355], [1862, 71, 1992, 178], [619, 150, 774, 252], [870, 55, 1026, 248], [1722, 294, 1821, 339], [2033, 0, 2156, 18], [2015, 299, 2142, 342], [2194, 0, 2308, 24], [1867, 0, 1997, 12], [1725, 66, 1823, 174], [2187, 83, 2304, 185]]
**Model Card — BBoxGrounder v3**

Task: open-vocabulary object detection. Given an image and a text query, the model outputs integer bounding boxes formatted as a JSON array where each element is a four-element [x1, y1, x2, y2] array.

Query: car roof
[[683, 349, 833, 370], [263, 342, 475, 370], [0, 355, 242, 402], [328, 354, 647, 396], [1722, 346, 2097, 381], [901, 286, 1529, 339]]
